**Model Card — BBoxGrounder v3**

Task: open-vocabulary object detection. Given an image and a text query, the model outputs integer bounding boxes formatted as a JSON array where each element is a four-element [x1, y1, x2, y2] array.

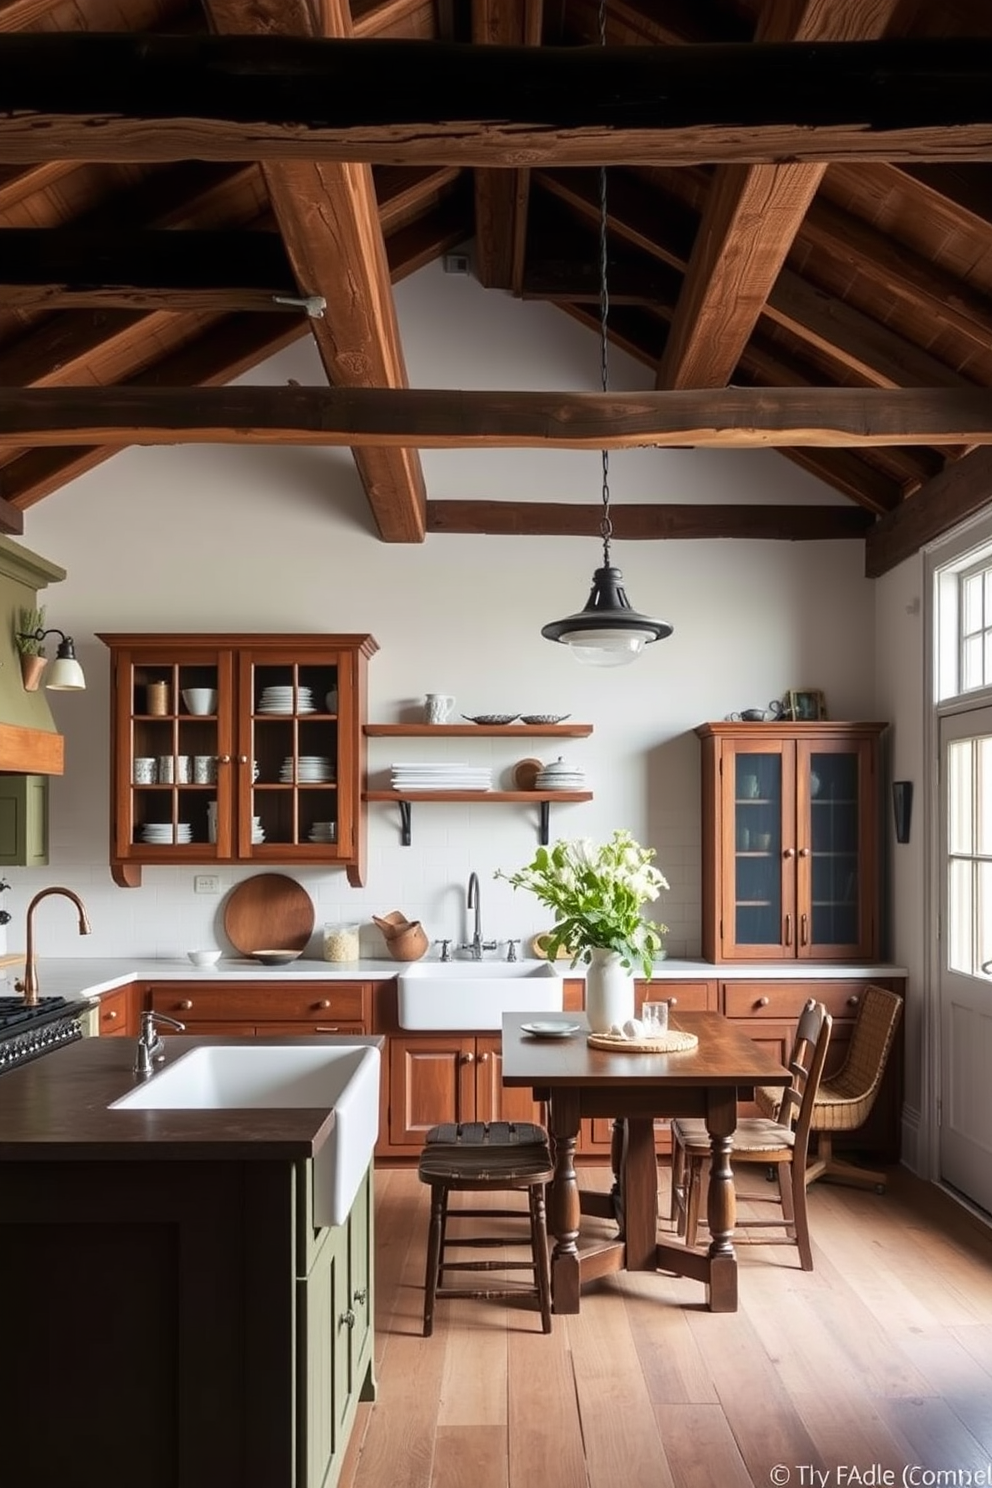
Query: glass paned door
[[730, 748, 787, 955], [939, 706, 992, 1216]]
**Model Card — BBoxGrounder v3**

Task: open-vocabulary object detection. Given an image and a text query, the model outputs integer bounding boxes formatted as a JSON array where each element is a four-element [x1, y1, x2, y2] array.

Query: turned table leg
[[547, 1089, 582, 1313]]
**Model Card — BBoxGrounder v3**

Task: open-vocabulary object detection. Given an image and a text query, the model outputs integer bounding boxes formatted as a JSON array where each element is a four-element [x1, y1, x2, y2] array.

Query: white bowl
[[187, 948, 222, 968], [182, 688, 218, 715]]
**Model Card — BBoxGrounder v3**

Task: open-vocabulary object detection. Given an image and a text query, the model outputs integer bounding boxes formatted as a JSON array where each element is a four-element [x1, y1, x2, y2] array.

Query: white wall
[[17, 261, 879, 962]]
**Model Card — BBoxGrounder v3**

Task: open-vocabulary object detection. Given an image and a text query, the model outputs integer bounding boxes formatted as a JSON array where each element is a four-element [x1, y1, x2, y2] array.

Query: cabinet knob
[[783, 847, 795, 859], [755, 996, 770, 1008], [178, 999, 193, 1011], [314, 999, 331, 1010], [478, 1051, 490, 1064], [667, 997, 678, 1008], [798, 847, 810, 858], [353, 1288, 367, 1305], [103, 1009, 118, 1021], [461, 1052, 475, 1064], [238, 754, 249, 765], [217, 755, 232, 764], [339, 1309, 356, 1329], [847, 994, 860, 1007]]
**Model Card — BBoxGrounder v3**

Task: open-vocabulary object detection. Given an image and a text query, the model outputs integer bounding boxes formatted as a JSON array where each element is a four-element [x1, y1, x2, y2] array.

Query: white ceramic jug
[[425, 693, 455, 723]]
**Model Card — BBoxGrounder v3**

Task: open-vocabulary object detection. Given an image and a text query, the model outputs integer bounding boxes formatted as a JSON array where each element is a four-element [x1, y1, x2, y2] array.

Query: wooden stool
[[418, 1121, 555, 1336]]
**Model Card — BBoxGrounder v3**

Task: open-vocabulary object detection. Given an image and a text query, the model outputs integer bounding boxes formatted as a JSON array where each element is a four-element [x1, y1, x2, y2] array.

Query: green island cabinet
[[2, 1143, 375, 1488]]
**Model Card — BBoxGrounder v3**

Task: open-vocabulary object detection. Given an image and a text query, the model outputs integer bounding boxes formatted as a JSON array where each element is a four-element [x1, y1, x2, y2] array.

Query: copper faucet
[[14, 886, 92, 1005]]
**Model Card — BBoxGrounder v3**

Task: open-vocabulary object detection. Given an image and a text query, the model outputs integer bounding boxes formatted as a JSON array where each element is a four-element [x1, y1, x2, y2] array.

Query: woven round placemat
[[587, 1029, 699, 1054]]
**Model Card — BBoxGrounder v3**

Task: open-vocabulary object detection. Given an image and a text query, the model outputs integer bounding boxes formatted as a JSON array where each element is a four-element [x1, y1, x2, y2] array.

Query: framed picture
[[787, 688, 827, 722]]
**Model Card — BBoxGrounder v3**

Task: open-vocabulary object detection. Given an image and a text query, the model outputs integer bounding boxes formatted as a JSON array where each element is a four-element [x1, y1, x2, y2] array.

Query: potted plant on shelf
[[15, 606, 47, 691], [496, 829, 670, 1032]]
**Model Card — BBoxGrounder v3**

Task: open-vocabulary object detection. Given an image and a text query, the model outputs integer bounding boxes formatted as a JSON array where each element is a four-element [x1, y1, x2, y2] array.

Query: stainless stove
[[0, 995, 86, 1073]]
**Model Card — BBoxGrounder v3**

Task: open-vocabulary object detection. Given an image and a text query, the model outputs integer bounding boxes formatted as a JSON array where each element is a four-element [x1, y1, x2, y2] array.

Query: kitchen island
[[0, 1030, 382, 1488]]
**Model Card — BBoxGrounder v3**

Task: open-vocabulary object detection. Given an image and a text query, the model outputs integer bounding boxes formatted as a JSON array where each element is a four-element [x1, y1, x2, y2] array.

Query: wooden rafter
[[3, 37, 992, 166], [202, 0, 427, 544]]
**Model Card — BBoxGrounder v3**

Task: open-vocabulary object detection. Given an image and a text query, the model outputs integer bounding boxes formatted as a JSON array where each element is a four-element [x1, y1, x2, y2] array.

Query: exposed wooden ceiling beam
[[427, 500, 873, 540], [3, 37, 992, 166], [866, 446, 992, 577], [0, 228, 298, 310], [5, 385, 992, 449], [203, 0, 428, 544]]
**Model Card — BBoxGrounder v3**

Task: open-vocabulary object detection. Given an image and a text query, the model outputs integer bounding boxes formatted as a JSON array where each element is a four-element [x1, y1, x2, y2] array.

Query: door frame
[[924, 508, 992, 1207]]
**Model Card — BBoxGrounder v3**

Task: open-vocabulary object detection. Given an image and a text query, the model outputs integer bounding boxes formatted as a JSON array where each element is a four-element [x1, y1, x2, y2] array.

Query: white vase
[[585, 947, 636, 1033]]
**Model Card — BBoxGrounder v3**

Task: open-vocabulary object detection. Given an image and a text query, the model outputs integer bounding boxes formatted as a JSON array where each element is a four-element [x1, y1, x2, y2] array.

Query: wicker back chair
[[803, 984, 903, 1193]]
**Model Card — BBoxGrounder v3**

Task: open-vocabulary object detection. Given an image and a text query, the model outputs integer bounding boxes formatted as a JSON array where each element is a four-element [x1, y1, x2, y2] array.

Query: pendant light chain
[[598, 0, 612, 566], [538, 0, 672, 662]]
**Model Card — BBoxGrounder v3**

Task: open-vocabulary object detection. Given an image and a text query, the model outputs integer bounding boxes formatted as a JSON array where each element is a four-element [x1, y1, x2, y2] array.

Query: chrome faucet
[[15, 886, 92, 1006], [463, 872, 497, 961], [134, 1010, 186, 1077]]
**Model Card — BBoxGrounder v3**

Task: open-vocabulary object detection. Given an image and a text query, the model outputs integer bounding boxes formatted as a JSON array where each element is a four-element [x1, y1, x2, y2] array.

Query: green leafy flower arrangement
[[496, 829, 669, 978]]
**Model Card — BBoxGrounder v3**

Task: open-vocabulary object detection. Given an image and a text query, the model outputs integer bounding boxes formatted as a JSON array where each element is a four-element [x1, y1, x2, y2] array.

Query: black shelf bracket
[[398, 799, 412, 847], [539, 801, 551, 846]]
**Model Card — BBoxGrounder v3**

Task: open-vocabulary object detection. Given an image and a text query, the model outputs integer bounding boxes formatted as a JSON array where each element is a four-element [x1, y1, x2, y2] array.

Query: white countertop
[[5, 955, 909, 1006]]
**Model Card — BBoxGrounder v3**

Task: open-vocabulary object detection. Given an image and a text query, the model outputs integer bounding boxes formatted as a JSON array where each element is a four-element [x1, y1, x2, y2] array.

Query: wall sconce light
[[16, 628, 87, 691], [892, 781, 913, 844]]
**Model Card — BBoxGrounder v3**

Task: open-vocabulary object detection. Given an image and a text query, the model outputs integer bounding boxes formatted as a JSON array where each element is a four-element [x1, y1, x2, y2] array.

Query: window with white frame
[[936, 539, 992, 702]]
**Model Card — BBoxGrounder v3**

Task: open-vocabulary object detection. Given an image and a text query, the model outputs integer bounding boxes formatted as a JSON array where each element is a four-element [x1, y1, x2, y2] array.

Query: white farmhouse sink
[[396, 959, 562, 1030], [110, 1043, 380, 1227]]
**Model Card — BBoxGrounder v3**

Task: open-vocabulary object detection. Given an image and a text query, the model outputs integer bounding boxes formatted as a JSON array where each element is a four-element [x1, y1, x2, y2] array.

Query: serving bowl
[[520, 713, 571, 725], [462, 713, 519, 725], [252, 948, 304, 966], [187, 948, 222, 968]]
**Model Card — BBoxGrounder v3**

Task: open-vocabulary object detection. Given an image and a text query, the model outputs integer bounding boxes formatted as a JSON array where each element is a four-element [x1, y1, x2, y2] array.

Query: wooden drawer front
[[722, 980, 866, 1022], [97, 986, 133, 1037], [637, 981, 714, 1014], [147, 982, 368, 1025], [264, 1020, 365, 1037]]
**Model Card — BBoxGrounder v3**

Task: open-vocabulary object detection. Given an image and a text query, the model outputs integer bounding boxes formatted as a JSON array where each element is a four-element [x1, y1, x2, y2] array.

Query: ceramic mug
[[133, 757, 156, 785], [194, 755, 217, 785], [425, 693, 455, 724]]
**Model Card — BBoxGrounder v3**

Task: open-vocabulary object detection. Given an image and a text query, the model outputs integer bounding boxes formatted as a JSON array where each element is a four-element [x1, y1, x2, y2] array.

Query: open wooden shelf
[[363, 724, 593, 737], [363, 790, 593, 845]]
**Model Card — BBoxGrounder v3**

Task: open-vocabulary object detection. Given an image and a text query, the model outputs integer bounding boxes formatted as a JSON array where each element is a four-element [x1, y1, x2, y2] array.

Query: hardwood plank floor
[[341, 1163, 992, 1488]]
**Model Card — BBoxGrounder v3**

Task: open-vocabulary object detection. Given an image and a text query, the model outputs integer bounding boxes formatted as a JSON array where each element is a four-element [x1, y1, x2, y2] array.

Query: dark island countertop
[[0, 1032, 383, 1163]]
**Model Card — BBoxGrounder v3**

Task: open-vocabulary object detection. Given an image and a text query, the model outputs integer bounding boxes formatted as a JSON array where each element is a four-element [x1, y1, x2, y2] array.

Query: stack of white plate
[[140, 823, 193, 843], [390, 762, 492, 791], [251, 814, 265, 845], [279, 755, 335, 782], [534, 758, 587, 790], [257, 685, 316, 715], [308, 821, 337, 842]]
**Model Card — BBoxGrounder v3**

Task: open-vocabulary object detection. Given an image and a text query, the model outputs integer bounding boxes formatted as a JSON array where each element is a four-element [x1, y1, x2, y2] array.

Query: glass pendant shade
[[541, 564, 673, 668]]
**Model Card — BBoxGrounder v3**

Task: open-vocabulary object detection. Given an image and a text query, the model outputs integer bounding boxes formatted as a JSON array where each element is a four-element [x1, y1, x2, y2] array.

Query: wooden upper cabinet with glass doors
[[97, 633, 377, 889], [695, 721, 887, 963]]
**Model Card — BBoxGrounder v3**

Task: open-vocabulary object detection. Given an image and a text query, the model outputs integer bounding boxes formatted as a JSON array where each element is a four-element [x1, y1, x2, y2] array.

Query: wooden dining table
[[501, 1010, 791, 1313]]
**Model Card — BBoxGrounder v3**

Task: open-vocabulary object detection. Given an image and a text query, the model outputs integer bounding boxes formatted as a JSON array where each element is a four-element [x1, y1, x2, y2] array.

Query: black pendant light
[[542, 7, 672, 668]]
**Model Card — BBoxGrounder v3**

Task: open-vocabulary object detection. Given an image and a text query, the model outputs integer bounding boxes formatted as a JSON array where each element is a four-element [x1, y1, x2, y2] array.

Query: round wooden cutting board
[[223, 873, 315, 956]]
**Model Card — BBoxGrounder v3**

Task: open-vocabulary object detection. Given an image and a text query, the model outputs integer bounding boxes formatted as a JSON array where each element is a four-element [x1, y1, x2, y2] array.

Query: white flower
[[495, 829, 670, 979]]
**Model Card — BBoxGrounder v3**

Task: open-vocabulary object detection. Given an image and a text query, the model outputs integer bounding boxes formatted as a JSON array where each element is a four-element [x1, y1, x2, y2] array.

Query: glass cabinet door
[[240, 649, 346, 858], [796, 737, 874, 958], [121, 649, 234, 863], [724, 744, 793, 959]]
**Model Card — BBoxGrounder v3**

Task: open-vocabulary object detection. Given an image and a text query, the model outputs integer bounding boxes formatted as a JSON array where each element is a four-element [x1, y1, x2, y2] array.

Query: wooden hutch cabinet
[[695, 721, 887, 964], [98, 633, 377, 888]]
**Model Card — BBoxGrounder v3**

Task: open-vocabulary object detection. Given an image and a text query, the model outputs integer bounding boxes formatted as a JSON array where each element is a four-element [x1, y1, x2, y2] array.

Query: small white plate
[[520, 1021, 582, 1039]]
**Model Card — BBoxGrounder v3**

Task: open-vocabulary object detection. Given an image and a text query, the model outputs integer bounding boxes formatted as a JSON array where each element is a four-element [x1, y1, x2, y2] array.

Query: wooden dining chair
[[670, 999, 832, 1271]]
